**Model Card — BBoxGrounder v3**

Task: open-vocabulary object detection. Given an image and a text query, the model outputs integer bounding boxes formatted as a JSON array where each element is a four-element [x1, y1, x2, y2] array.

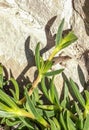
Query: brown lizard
[[52, 55, 71, 66]]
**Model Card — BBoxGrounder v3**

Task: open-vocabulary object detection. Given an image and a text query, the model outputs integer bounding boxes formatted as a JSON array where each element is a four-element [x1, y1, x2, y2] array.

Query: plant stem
[[48, 47, 59, 61], [28, 74, 42, 96], [18, 74, 42, 104], [18, 96, 26, 105], [19, 47, 60, 105]]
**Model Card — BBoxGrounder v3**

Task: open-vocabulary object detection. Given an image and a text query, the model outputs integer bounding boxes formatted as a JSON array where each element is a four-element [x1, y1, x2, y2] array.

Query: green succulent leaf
[[61, 82, 69, 108], [75, 102, 82, 119], [25, 89, 49, 127], [1, 117, 6, 124], [70, 79, 85, 108], [49, 118, 60, 130], [25, 89, 38, 117], [0, 89, 18, 109], [48, 76, 59, 105], [45, 110, 55, 118], [53, 117, 61, 129], [49, 77, 55, 103], [9, 89, 17, 101], [10, 78, 19, 100], [63, 82, 69, 99], [41, 77, 49, 99], [58, 31, 77, 50], [67, 112, 76, 130], [55, 18, 64, 46], [17, 123, 25, 130], [0, 102, 11, 111], [6, 119, 21, 126], [35, 42, 40, 70], [19, 117, 34, 130], [85, 90, 89, 106], [74, 102, 83, 129], [83, 114, 89, 130], [32, 87, 39, 104], [45, 69, 64, 77], [37, 105, 56, 111], [60, 112, 67, 130], [0, 65, 3, 88], [53, 83, 59, 105], [43, 60, 53, 74], [0, 19, 81, 130], [40, 57, 45, 72], [0, 111, 15, 118]]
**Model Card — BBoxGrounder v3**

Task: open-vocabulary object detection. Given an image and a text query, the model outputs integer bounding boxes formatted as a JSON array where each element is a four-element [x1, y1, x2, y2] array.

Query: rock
[[0, 0, 89, 93]]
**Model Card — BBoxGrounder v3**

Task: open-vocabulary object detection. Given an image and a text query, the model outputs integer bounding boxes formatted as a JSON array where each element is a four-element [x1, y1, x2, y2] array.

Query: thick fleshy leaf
[[10, 78, 19, 100], [17, 123, 25, 130], [49, 32, 77, 62], [0, 111, 15, 118], [25, 90, 38, 117], [83, 114, 89, 130], [9, 89, 17, 101], [75, 102, 83, 129], [51, 81, 60, 105], [0, 65, 3, 75], [49, 119, 59, 130], [41, 77, 49, 99], [1, 118, 7, 124], [0, 89, 18, 109], [64, 82, 69, 99], [32, 87, 39, 103], [6, 119, 21, 126], [0, 65, 3, 88], [43, 60, 53, 74], [74, 102, 82, 120], [85, 90, 89, 106], [35, 42, 40, 70], [49, 77, 55, 103], [48, 77, 59, 105], [19, 117, 34, 130], [55, 19, 64, 46], [60, 112, 67, 130], [45, 110, 55, 118], [61, 82, 69, 108], [58, 31, 77, 50], [53, 117, 61, 129], [37, 105, 56, 111], [45, 69, 64, 77], [67, 112, 76, 130], [70, 79, 85, 108], [0, 102, 11, 111], [25, 90, 49, 127], [40, 57, 45, 73]]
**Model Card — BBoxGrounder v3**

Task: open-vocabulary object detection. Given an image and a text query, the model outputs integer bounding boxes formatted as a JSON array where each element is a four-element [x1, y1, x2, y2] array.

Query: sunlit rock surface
[[0, 0, 89, 94]]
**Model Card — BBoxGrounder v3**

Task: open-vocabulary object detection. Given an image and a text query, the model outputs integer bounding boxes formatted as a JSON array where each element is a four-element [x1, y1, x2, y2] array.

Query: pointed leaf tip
[[35, 42, 40, 70], [55, 18, 64, 46]]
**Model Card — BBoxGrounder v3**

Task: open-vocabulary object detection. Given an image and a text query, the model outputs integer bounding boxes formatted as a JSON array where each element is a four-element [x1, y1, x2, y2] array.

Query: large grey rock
[[0, 0, 89, 94]]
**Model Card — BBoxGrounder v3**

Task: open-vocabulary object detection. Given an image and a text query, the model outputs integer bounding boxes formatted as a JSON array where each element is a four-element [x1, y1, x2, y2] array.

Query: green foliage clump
[[0, 19, 88, 130]]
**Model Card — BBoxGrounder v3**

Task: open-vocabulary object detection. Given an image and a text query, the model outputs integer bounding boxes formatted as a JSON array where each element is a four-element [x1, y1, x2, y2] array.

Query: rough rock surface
[[0, 0, 89, 94]]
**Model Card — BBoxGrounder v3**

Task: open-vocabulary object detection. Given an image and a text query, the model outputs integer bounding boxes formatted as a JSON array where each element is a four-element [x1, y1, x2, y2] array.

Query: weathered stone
[[0, 0, 89, 93]]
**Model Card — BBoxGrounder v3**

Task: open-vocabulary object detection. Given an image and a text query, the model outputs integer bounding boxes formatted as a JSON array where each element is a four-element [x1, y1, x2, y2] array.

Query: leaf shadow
[[4, 16, 72, 98], [77, 64, 86, 88], [61, 72, 81, 103], [15, 16, 57, 97], [40, 16, 57, 56]]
